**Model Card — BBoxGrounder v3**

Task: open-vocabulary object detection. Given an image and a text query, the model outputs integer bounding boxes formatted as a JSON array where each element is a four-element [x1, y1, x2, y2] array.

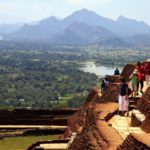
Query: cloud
[[63, 0, 112, 5]]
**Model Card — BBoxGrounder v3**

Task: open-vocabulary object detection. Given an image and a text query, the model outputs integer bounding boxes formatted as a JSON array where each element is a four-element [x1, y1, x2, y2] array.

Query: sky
[[0, 0, 150, 25]]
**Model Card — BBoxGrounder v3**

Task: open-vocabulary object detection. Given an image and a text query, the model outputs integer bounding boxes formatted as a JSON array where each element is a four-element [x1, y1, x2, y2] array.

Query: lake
[[80, 62, 122, 77]]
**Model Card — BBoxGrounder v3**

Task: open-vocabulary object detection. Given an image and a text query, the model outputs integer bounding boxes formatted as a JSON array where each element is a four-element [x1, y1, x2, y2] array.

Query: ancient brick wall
[[96, 83, 119, 103], [120, 64, 135, 82], [0, 109, 76, 125], [106, 75, 120, 83], [63, 88, 99, 139], [137, 87, 150, 132], [68, 108, 106, 150]]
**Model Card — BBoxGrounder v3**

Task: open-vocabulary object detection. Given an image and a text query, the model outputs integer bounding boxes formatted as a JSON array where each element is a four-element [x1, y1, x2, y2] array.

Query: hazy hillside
[[5, 17, 63, 42], [3, 9, 150, 46], [116, 16, 150, 36], [0, 23, 23, 34], [51, 22, 116, 45], [124, 34, 150, 46]]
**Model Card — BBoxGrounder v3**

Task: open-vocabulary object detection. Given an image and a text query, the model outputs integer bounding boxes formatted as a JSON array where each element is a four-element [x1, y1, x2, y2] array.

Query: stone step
[[108, 114, 146, 140], [129, 104, 137, 110], [129, 102, 137, 107], [129, 100, 137, 103], [27, 140, 69, 150], [129, 98, 138, 106], [132, 110, 146, 122], [39, 143, 68, 149]]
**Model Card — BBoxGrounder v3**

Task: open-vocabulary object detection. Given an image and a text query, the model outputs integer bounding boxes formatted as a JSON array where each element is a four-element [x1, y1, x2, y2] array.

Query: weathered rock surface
[[120, 64, 135, 82], [68, 104, 123, 150], [117, 133, 150, 150], [96, 83, 119, 103], [137, 87, 150, 132]]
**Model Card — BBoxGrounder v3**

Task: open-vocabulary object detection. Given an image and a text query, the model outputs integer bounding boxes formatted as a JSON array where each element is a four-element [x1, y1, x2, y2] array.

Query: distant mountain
[[62, 9, 116, 28], [62, 9, 150, 36], [5, 17, 63, 42], [116, 16, 150, 36], [98, 37, 130, 47], [3, 9, 150, 46], [51, 22, 116, 45]]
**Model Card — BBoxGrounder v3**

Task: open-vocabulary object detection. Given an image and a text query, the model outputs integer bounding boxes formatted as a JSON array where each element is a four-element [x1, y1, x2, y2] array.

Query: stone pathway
[[108, 115, 145, 140], [108, 81, 149, 143]]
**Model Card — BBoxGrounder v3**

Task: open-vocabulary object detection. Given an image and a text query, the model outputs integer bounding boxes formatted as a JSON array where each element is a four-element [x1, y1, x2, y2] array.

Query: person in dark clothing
[[101, 80, 106, 93], [114, 68, 120, 75], [101, 77, 109, 94], [118, 77, 129, 116]]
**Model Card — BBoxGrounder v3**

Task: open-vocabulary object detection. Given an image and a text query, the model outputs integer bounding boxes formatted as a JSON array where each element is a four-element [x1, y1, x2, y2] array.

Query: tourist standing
[[101, 77, 109, 94], [129, 70, 138, 97], [118, 77, 129, 116], [114, 67, 120, 75], [144, 59, 150, 86], [136, 61, 145, 94]]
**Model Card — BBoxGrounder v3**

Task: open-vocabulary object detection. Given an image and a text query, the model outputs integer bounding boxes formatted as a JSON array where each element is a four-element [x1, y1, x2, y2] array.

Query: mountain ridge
[[3, 9, 150, 46]]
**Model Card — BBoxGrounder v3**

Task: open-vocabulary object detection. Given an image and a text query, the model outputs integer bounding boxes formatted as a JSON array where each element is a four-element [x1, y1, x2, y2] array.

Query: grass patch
[[60, 93, 88, 101], [0, 135, 59, 150], [0, 106, 14, 111], [60, 96, 73, 101]]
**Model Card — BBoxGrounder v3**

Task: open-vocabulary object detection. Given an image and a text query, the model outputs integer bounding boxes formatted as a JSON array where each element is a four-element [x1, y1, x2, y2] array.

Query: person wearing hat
[[129, 69, 138, 97], [144, 59, 150, 85]]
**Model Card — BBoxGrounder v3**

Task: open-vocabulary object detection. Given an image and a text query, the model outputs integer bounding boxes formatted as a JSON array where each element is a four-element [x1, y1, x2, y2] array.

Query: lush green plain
[[0, 135, 59, 150], [0, 48, 98, 109], [0, 46, 149, 109]]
